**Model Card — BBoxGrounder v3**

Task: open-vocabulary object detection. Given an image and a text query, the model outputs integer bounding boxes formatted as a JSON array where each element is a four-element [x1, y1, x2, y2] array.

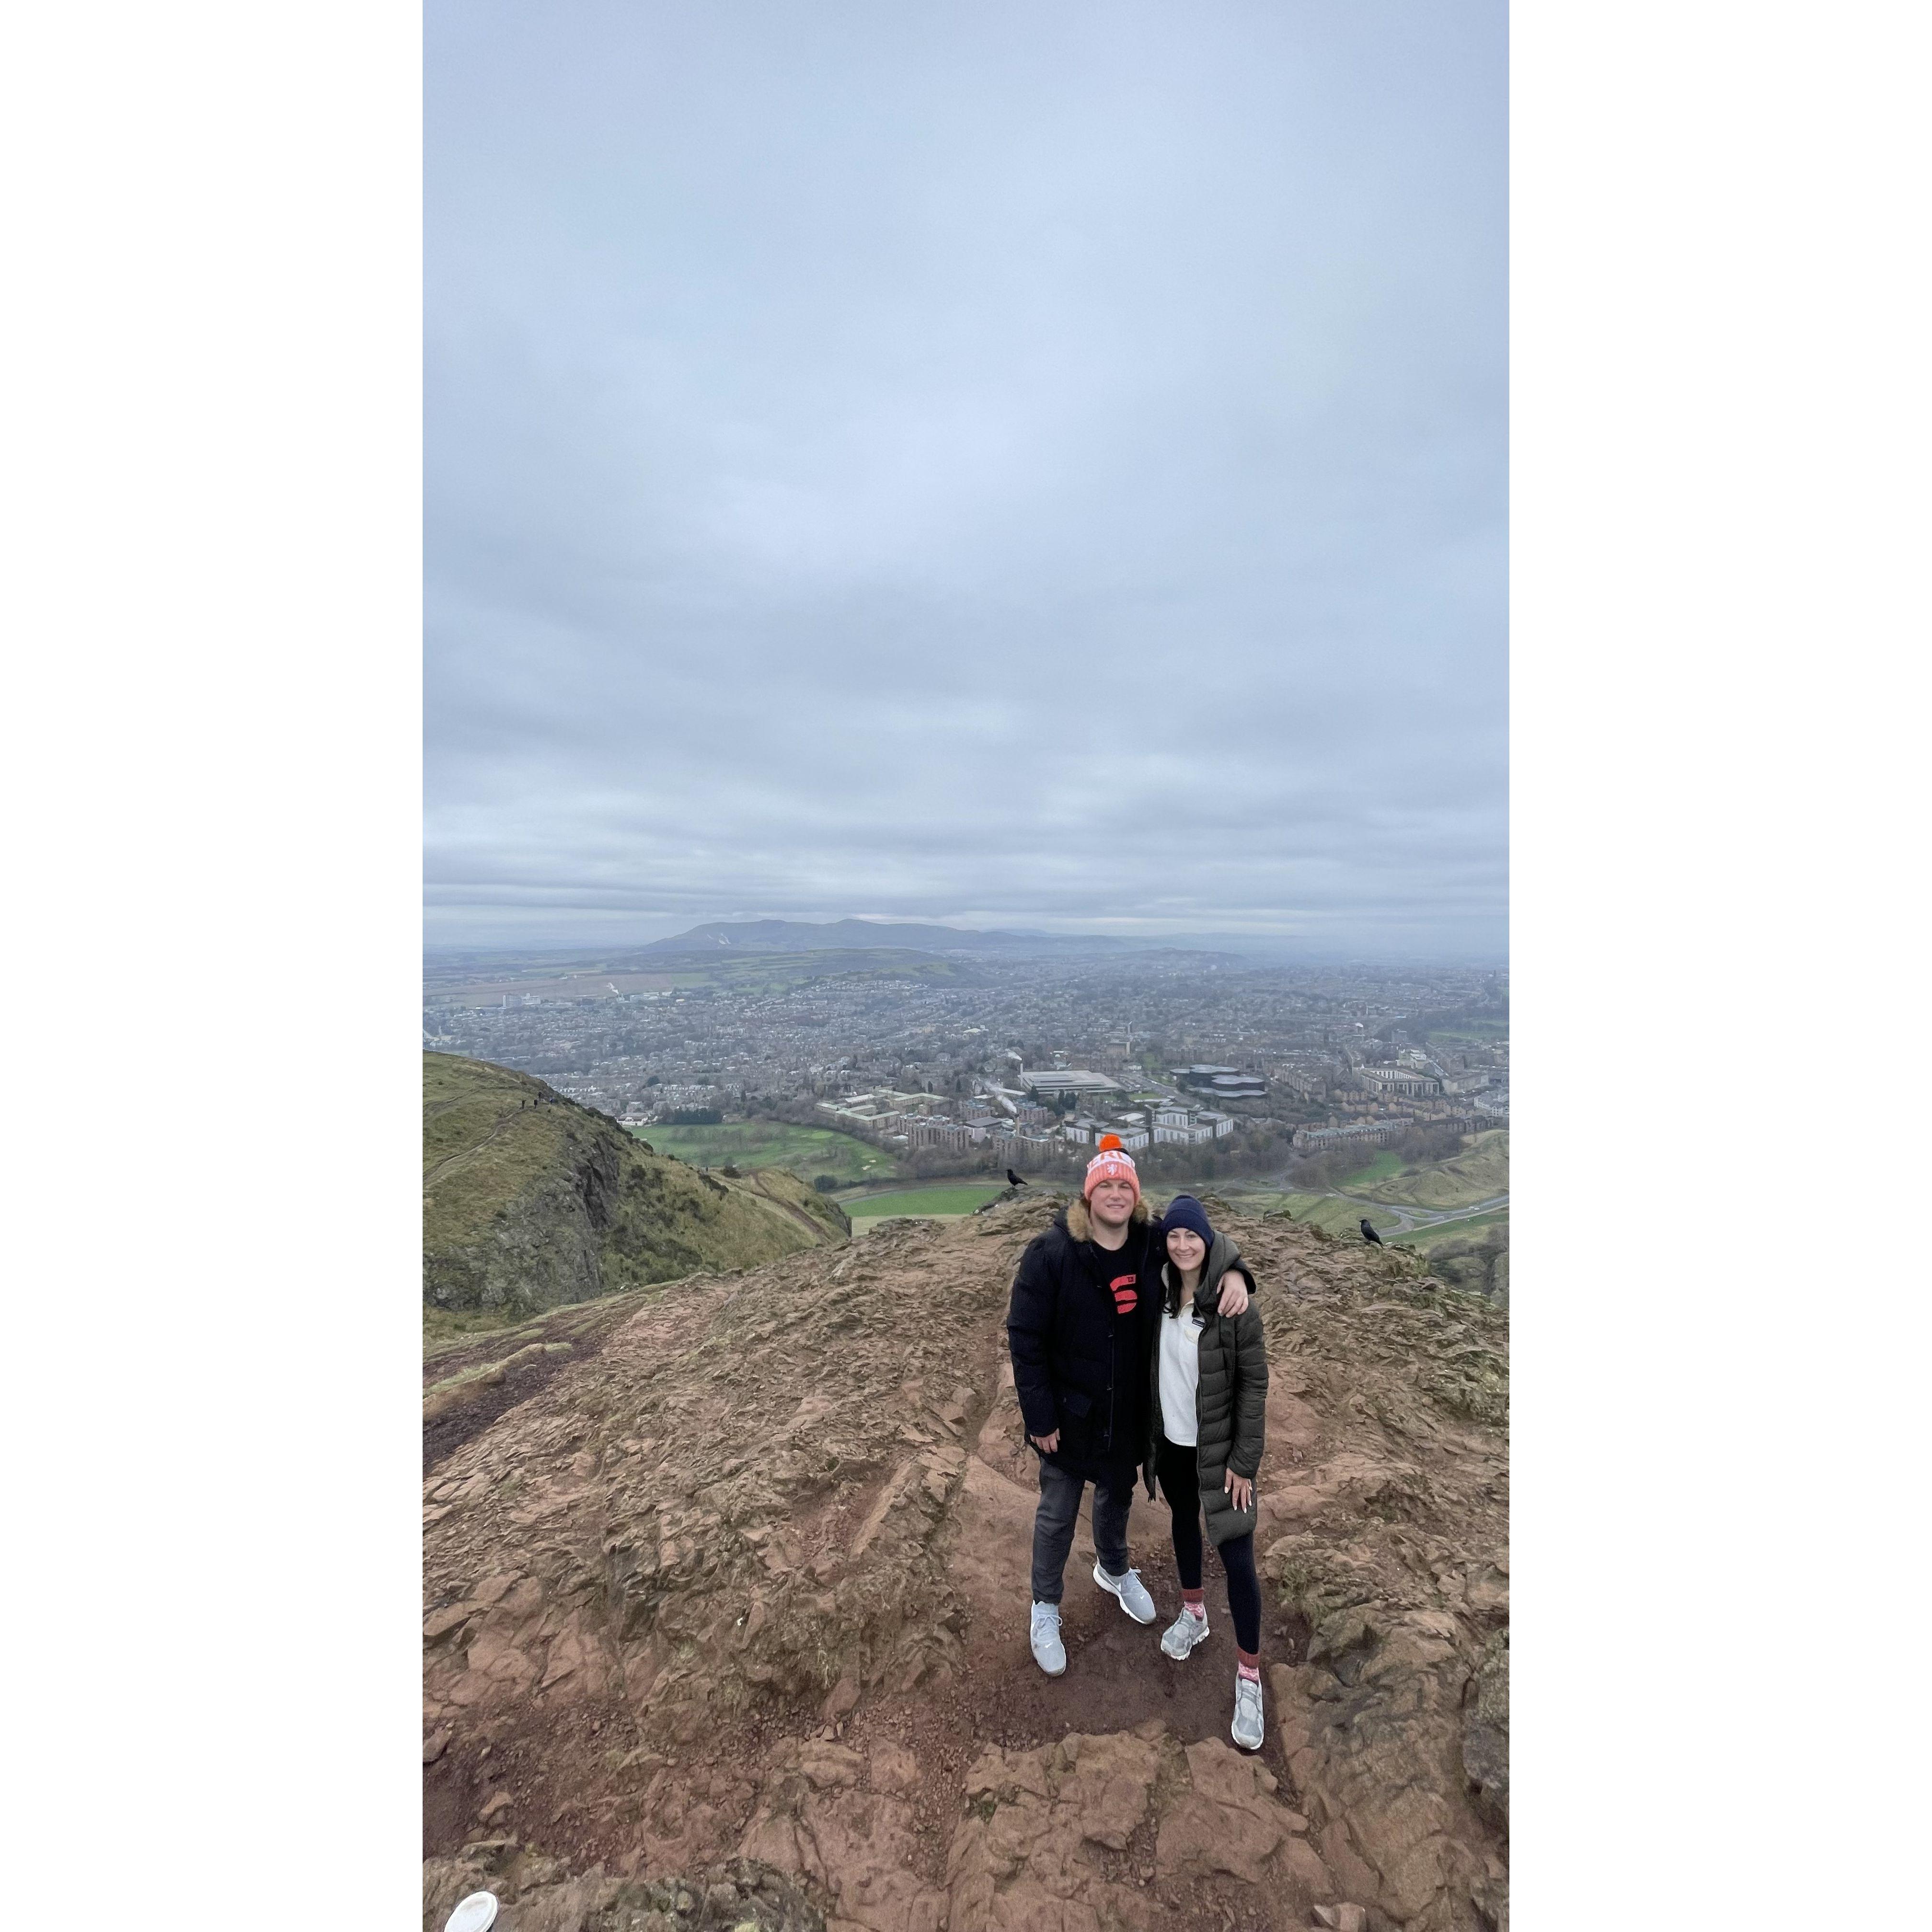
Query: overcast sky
[[426, 1, 1506, 959]]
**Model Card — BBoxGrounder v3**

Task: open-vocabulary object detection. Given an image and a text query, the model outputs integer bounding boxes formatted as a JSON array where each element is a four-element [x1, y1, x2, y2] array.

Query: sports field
[[630, 1120, 899, 1184], [844, 1183, 1007, 1229]]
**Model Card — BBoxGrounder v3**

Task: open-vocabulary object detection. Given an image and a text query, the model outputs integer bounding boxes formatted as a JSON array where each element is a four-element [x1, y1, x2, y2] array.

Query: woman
[[1144, 1193, 1270, 1751]]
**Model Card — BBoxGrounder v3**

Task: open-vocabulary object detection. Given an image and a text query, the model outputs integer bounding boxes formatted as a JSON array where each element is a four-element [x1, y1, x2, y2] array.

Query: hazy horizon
[[427, 2, 1507, 959], [421, 910, 1507, 969]]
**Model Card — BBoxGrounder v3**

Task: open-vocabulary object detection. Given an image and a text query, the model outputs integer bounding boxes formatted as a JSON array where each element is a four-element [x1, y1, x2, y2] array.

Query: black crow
[[1006, 1169, 1026, 1187], [1360, 1219, 1383, 1245]]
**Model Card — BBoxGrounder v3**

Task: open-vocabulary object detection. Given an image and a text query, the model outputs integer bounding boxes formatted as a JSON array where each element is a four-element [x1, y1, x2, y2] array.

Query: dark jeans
[[1155, 1435, 1262, 1654], [1030, 1455, 1134, 1605]]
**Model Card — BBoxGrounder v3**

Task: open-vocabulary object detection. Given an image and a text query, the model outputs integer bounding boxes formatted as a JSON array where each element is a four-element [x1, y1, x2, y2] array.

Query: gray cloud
[[426, 0, 1506, 956]]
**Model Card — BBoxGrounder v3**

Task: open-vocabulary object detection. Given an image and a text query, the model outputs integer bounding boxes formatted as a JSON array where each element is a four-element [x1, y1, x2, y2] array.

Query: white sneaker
[[1092, 1563, 1157, 1624], [1030, 1600, 1066, 1676], [1160, 1606, 1210, 1659], [1231, 1670, 1265, 1751]]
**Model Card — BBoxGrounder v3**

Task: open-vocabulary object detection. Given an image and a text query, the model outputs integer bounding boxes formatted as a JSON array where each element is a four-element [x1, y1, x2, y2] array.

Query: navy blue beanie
[[1162, 1195, 1215, 1250]]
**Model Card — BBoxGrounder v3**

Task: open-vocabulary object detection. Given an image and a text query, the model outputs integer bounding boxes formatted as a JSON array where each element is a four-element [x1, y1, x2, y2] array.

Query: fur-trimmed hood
[[1061, 1195, 1152, 1243]]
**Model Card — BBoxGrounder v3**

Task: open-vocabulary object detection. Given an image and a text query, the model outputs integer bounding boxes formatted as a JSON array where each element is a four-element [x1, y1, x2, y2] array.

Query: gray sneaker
[[1160, 1606, 1210, 1659], [1030, 1600, 1066, 1676], [1092, 1563, 1157, 1625], [1231, 1670, 1265, 1751]]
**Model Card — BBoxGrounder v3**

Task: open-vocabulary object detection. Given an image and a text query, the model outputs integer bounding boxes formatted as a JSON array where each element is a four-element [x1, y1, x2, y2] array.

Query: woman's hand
[[1216, 1270, 1251, 1317], [1225, 1469, 1254, 1512], [1029, 1429, 1060, 1454]]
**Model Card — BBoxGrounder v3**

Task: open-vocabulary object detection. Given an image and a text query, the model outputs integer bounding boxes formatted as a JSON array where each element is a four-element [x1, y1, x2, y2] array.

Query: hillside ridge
[[635, 919, 1146, 958], [423, 1052, 845, 1324]]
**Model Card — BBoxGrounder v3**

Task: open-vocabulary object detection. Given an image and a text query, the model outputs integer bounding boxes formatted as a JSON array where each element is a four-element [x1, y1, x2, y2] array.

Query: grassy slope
[[1395, 1208, 1510, 1253], [1253, 1132, 1509, 1244], [424, 1054, 844, 1334], [634, 1120, 899, 1184], [1357, 1130, 1508, 1210], [1338, 1150, 1403, 1189], [1279, 1193, 1391, 1238]]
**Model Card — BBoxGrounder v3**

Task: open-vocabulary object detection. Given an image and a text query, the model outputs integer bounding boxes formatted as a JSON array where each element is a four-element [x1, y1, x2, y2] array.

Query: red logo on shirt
[[1110, 1273, 1138, 1314]]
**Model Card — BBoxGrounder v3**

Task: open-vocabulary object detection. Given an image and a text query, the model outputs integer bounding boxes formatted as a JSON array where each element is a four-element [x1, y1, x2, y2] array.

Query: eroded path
[[423, 1102, 526, 1191], [423, 1201, 1509, 1932]]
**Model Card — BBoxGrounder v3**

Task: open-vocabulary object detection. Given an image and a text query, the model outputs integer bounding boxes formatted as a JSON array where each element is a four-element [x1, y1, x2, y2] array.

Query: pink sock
[[1237, 1649, 1261, 1681], [1183, 1591, 1207, 1620]]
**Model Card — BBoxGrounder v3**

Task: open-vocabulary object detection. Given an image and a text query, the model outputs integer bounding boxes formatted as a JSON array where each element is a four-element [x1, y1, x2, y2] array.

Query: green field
[[630, 1120, 900, 1184], [1335, 1150, 1404, 1189], [845, 1183, 1007, 1226]]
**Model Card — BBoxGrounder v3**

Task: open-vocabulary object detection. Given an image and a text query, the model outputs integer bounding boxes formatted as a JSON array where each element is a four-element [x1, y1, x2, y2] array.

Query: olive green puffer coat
[[1142, 1230, 1269, 1545]]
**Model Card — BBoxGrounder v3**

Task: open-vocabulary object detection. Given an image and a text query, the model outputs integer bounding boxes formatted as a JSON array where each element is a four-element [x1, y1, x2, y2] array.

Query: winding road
[[1334, 1190, 1509, 1235]]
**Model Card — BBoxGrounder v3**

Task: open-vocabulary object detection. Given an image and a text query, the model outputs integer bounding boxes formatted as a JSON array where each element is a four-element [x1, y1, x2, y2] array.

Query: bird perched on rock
[[1360, 1219, 1383, 1245], [1006, 1168, 1027, 1188]]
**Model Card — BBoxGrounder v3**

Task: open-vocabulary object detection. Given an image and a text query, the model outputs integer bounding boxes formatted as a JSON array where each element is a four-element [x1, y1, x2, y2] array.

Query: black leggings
[[1156, 1435, 1262, 1655]]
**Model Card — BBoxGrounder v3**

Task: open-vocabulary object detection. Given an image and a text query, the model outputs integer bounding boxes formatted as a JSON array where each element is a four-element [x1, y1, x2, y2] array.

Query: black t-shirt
[[1079, 1221, 1159, 1462]]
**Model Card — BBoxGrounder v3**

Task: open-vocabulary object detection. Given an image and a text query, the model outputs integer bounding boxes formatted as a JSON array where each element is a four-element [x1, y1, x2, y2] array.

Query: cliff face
[[423, 1053, 845, 1317], [422, 1196, 1507, 1932]]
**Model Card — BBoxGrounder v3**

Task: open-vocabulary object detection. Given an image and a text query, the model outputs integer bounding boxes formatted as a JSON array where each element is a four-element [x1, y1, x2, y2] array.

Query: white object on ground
[[445, 1893, 499, 1932]]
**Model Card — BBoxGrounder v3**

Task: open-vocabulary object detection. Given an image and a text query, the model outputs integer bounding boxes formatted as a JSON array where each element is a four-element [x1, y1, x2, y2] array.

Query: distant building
[[1022, 1069, 1125, 1100], [1172, 1064, 1267, 1100], [1209, 1074, 1266, 1099], [1293, 1121, 1402, 1150], [816, 1086, 944, 1127], [1360, 1066, 1441, 1099], [1274, 1065, 1328, 1100]]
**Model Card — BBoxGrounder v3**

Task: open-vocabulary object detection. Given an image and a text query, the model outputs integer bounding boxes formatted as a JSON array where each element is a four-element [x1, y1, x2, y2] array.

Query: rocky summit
[[423, 1196, 1508, 1932]]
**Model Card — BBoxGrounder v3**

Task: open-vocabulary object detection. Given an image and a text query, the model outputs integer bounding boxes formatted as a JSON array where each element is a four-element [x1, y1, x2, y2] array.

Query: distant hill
[[423, 1053, 846, 1321], [632, 919, 1143, 958]]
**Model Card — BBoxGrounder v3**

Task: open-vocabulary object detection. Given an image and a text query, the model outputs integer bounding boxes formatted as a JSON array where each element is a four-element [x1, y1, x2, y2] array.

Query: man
[[1006, 1136, 1249, 1675]]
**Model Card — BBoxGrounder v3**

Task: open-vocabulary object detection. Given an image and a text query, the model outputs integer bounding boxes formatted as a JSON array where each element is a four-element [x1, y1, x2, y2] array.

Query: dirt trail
[[423, 1102, 526, 1191], [742, 1169, 846, 1242], [423, 1200, 1508, 1932]]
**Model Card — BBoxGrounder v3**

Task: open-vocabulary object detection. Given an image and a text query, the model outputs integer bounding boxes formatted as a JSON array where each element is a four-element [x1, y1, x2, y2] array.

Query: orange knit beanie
[[1083, 1134, 1140, 1201]]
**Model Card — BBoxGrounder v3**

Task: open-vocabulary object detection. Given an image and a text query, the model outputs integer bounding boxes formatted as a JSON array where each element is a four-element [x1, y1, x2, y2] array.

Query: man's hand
[[1029, 1429, 1060, 1454], [1216, 1270, 1251, 1317], [1225, 1469, 1254, 1512]]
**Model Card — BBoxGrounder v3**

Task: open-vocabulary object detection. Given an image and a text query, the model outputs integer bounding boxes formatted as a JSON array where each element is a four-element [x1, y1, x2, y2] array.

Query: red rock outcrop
[[424, 1198, 1507, 1932]]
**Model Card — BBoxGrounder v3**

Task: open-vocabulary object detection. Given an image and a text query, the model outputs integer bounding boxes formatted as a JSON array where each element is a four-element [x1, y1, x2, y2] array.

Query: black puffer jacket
[[1007, 1209, 1160, 1472], [1143, 1230, 1268, 1546]]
